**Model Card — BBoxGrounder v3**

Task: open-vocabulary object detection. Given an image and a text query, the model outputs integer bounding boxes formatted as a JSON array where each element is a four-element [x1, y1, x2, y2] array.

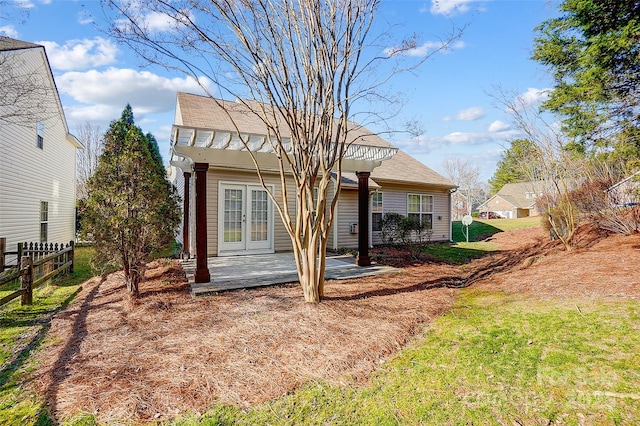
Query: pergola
[[170, 124, 398, 283]]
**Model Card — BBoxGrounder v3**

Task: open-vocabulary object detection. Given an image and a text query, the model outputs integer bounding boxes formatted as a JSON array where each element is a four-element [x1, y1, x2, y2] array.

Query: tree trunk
[[123, 261, 141, 297], [127, 272, 140, 296], [296, 233, 323, 303]]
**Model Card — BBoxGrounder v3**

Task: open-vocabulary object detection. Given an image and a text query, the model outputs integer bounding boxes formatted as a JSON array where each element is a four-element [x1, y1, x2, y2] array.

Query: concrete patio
[[183, 252, 400, 297]]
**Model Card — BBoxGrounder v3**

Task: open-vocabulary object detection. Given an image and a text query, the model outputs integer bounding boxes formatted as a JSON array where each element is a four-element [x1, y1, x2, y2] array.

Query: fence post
[[17, 242, 23, 265], [20, 256, 33, 306], [0, 237, 5, 272], [69, 240, 75, 274]]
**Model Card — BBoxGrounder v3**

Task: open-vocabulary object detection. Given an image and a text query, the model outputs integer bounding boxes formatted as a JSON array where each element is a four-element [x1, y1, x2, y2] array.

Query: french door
[[219, 183, 273, 254]]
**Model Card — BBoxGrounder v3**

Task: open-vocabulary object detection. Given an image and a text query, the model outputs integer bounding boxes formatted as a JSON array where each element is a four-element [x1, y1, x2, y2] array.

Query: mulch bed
[[29, 224, 640, 423]]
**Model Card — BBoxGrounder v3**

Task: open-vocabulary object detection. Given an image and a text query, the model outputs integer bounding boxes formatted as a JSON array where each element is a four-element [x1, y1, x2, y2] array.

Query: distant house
[[607, 171, 640, 207], [0, 37, 82, 252], [451, 190, 469, 220], [478, 181, 544, 219], [168, 92, 455, 282]]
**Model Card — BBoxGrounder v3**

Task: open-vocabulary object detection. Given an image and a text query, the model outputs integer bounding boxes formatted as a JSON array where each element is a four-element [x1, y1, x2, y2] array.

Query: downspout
[[449, 188, 455, 242]]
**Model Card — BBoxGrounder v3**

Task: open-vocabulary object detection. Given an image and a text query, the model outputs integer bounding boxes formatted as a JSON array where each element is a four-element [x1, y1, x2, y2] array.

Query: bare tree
[[495, 87, 585, 250], [76, 122, 104, 200], [442, 158, 481, 218], [105, 0, 461, 302]]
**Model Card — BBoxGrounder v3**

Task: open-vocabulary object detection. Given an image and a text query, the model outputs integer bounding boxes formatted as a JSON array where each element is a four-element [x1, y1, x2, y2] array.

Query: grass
[[174, 291, 640, 425], [0, 246, 95, 426], [452, 216, 542, 243], [423, 216, 543, 264]]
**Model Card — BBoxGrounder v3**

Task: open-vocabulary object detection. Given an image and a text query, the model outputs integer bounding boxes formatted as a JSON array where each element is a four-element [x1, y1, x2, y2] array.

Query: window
[[371, 191, 383, 232], [36, 121, 44, 149], [40, 201, 48, 242], [407, 194, 433, 229]]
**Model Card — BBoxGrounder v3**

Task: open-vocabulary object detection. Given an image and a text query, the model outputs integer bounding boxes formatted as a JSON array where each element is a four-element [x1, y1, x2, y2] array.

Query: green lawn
[[178, 291, 640, 425], [421, 216, 544, 264], [452, 216, 542, 243], [0, 246, 95, 426]]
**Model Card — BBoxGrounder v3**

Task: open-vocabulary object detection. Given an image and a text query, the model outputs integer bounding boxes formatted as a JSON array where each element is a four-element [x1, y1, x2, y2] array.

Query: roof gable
[[175, 92, 453, 188], [0, 36, 81, 149], [370, 150, 455, 188], [495, 181, 540, 208]]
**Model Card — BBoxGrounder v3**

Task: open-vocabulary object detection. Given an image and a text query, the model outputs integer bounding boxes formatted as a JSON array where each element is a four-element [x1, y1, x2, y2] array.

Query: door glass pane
[[224, 189, 243, 242], [251, 189, 268, 242]]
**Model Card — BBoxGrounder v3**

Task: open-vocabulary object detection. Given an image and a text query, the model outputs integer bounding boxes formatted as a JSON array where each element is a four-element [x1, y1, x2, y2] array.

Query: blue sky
[[2, 0, 559, 182]]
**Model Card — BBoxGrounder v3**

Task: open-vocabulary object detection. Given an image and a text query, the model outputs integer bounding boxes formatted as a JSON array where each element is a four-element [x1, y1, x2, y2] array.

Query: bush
[[399, 216, 433, 258], [379, 212, 404, 245], [379, 213, 433, 257]]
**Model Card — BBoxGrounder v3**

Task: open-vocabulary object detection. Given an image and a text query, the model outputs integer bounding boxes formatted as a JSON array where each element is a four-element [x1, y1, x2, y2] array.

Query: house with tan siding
[[169, 92, 455, 281], [0, 37, 82, 255], [478, 181, 543, 219]]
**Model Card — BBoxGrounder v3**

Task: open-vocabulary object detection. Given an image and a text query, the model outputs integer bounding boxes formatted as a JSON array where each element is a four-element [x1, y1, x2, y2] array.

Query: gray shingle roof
[[0, 36, 41, 52], [175, 92, 454, 188], [494, 181, 541, 208]]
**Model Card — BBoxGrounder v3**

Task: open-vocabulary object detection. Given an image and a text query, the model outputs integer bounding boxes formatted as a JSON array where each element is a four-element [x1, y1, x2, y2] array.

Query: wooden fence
[[0, 240, 75, 307]]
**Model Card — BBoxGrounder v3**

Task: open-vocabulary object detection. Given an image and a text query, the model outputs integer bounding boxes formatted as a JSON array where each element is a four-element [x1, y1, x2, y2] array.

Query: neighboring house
[[478, 181, 544, 219], [168, 92, 455, 281], [450, 190, 469, 220], [0, 37, 82, 253], [607, 171, 640, 207]]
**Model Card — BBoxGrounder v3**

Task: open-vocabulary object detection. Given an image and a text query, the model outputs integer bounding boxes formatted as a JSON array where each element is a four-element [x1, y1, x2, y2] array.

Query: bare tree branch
[[103, 0, 463, 301], [76, 122, 104, 199]]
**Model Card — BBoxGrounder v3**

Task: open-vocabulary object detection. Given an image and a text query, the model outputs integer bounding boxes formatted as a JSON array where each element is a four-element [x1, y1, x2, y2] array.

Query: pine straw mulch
[[29, 224, 640, 424]]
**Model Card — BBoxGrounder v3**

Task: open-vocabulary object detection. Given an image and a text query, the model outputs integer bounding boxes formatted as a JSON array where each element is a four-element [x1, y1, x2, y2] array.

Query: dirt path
[[29, 225, 640, 423]]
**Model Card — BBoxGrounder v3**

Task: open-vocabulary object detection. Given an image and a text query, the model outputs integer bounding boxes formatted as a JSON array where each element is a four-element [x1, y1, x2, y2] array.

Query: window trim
[[371, 191, 383, 232], [407, 193, 434, 229], [36, 121, 44, 149], [40, 201, 49, 242]]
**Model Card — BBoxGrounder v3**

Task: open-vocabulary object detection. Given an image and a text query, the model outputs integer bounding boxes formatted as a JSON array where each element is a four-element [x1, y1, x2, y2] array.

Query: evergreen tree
[[82, 105, 181, 296], [533, 0, 640, 153], [489, 139, 537, 194]]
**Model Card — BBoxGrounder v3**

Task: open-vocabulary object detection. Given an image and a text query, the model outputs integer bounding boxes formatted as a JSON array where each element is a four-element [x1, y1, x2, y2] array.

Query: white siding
[[0, 47, 78, 252]]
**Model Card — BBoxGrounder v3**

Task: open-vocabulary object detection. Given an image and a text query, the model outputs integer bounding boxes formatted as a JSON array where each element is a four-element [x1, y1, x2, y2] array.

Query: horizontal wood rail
[[0, 241, 74, 307]]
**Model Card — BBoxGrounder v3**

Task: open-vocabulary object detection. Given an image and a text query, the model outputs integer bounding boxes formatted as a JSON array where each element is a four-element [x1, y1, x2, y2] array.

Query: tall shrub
[[82, 105, 181, 296]]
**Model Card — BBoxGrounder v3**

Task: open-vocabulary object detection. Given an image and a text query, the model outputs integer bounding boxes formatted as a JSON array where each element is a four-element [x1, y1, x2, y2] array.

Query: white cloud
[[518, 87, 550, 108], [115, 9, 195, 34], [488, 120, 511, 132], [0, 26, 19, 38], [442, 131, 493, 145], [78, 10, 93, 25], [57, 67, 213, 120], [39, 37, 119, 71], [386, 39, 465, 58], [144, 11, 180, 32], [444, 106, 485, 121], [15, 0, 35, 9], [430, 0, 477, 16], [394, 127, 523, 156]]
